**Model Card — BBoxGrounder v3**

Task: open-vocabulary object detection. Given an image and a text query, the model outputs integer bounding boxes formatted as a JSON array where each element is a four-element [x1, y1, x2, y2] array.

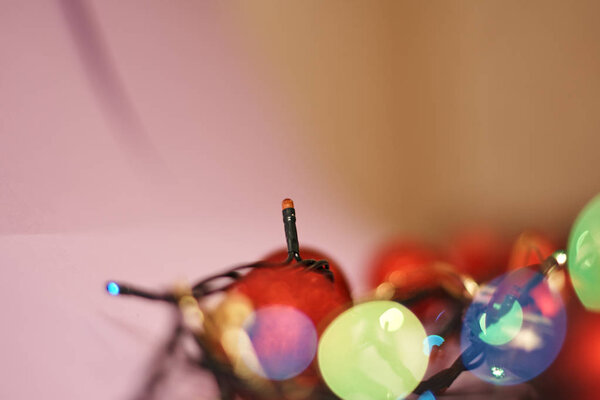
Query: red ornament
[[445, 227, 509, 283], [507, 230, 557, 270], [223, 248, 352, 396], [540, 307, 600, 399], [368, 239, 440, 297], [367, 239, 466, 370], [263, 248, 352, 305], [506, 231, 570, 297], [232, 248, 352, 334]]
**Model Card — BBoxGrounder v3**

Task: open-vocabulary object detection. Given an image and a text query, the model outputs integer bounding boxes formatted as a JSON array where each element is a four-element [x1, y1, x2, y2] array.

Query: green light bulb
[[568, 194, 600, 311], [318, 301, 428, 400]]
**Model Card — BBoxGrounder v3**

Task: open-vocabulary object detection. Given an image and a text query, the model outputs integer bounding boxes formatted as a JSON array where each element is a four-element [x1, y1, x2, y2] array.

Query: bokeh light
[[460, 267, 567, 385], [477, 300, 523, 346], [239, 305, 317, 381], [568, 194, 600, 311], [423, 335, 445, 356], [418, 391, 436, 400], [318, 301, 428, 400]]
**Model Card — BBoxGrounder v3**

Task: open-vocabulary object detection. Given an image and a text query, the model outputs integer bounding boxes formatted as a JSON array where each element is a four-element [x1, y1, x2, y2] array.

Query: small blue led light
[[417, 390, 436, 400], [107, 281, 120, 296], [423, 335, 445, 356]]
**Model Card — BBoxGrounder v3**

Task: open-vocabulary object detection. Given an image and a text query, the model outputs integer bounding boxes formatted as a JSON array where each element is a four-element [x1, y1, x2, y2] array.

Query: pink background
[[2, 1, 600, 399]]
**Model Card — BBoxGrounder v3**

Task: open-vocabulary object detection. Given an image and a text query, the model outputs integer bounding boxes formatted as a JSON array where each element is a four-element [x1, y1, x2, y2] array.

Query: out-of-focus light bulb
[[318, 301, 428, 400], [460, 267, 566, 385], [418, 390, 436, 400], [477, 300, 523, 346], [568, 194, 600, 311], [239, 305, 317, 381], [423, 335, 445, 356]]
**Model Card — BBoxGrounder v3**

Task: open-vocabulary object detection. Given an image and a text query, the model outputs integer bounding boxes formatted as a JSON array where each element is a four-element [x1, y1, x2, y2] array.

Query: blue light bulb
[[423, 335, 445, 356], [106, 281, 120, 296], [417, 390, 436, 400], [460, 267, 566, 385]]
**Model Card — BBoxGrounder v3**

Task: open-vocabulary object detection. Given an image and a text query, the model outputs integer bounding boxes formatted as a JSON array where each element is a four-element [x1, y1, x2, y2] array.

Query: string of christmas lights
[[106, 195, 600, 399]]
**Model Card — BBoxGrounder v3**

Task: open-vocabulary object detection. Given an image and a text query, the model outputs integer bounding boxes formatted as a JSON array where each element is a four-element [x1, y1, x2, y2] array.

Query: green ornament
[[318, 301, 428, 400], [568, 194, 600, 311]]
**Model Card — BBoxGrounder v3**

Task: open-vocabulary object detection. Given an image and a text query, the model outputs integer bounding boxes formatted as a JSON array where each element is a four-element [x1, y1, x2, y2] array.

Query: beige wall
[[228, 0, 600, 238]]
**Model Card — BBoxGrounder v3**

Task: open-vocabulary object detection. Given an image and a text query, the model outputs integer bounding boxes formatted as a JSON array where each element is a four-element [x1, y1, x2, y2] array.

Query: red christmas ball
[[262, 247, 352, 307], [540, 307, 600, 399], [367, 239, 465, 368], [445, 227, 510, 283], [506, 231, 569, 297], [233, 247, 352, 333], [221, 248, 352, 396], [368, 239, 440, 297], [507, 230, 557, 270]]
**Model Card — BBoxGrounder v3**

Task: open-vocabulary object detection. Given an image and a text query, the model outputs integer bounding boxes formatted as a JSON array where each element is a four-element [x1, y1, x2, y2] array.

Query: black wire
[[132, 318, 185, 400], [110, 282, 177, 304], [414, 344, 484, 395]]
